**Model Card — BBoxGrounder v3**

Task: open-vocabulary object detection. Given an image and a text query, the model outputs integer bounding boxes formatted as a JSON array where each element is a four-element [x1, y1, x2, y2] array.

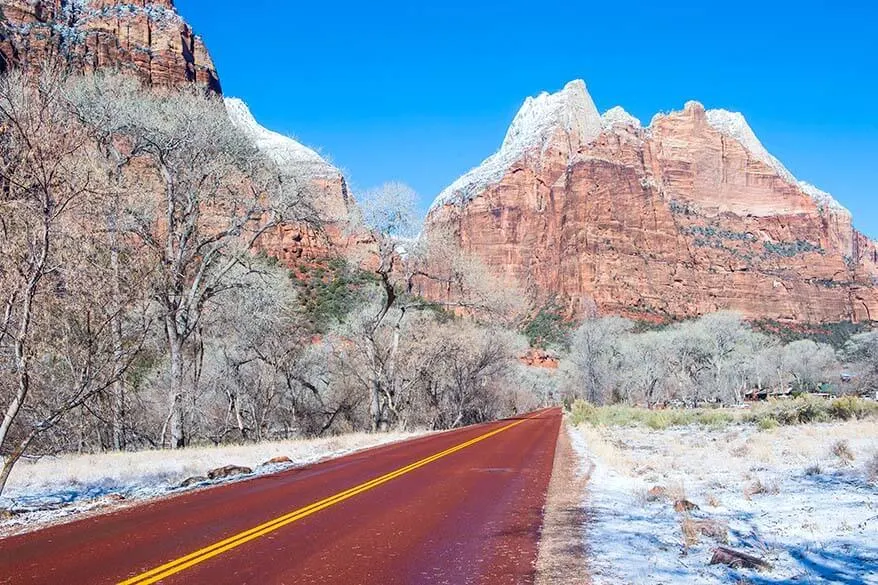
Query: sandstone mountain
[[425, 80, 878, 324], [0, 0, 219, 91], [225, 97, 365, 267]]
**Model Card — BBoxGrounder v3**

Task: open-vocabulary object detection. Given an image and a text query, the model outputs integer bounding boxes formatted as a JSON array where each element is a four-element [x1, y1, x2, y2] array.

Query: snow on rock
[[430, 79, 602, 210], [798, 181, 848, 214], [704, 107, 796, 183], [704, 108, 850, 214], [224, 98, 339, 180], [601, 106, 641, 130]]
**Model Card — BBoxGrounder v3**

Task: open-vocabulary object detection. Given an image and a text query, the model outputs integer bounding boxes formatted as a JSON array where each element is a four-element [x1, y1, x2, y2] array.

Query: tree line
[[0, 68, 533, 495], [559, 311, 877, 407]]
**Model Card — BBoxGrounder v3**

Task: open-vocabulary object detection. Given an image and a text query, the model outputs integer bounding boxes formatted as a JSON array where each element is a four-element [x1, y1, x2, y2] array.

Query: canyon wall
[[0, 0, 220, 91], [426, 81, 878, 324]]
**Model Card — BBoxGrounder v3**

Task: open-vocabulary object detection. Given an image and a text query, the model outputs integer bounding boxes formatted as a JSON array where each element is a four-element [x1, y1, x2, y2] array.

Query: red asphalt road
[[0, 408, 561, 585]]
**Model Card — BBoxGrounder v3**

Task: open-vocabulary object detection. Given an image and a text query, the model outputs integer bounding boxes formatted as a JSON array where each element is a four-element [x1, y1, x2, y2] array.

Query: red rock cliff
[[225, 98, 372, 268], [0, 0, 220, 92], [425, 81, 878, 324]]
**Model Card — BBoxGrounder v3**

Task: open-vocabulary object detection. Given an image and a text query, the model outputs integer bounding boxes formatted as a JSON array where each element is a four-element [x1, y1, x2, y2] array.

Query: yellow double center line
[[119, 412, 541, 585]]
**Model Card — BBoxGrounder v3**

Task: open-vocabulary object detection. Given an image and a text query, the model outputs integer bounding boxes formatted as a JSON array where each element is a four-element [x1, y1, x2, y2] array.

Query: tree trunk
[[0, 435, 33, 496], [0, 454, 18, 497], [166, 320, 185, 449], [369, 379, 382, 432], [110, 230, 125, 451]]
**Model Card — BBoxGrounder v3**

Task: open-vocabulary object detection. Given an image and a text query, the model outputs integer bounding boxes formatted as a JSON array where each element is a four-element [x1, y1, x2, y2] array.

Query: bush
[[698, 410, 735, 427], [568, 395, 877, 430], [747, 395, 877, 427], [522, 301, 571, 349], [828, 395, 877, 420], [568, 400, 597, 426]]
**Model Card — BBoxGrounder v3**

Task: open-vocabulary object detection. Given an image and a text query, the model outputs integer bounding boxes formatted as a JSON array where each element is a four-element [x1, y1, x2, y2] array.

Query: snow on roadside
[[0, 431, 425, 535], [570, 421, 878, 584]]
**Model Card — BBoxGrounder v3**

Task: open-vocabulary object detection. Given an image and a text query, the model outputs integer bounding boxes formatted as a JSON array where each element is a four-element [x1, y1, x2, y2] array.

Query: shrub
[[866, 452, 878, 484], [698, 410, 734, 427], [748, 396, 877, 427], [744, 478, 780, 499], [522, 301, 571, 349], [568, 399, 597, 426], [828, 395, 877, 420], [831, 440, 855, 465], [569, 396, 876, 430]]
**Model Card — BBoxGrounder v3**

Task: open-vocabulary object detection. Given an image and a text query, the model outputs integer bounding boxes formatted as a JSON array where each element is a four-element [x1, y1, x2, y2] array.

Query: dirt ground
[[535, 422, 591, 585]]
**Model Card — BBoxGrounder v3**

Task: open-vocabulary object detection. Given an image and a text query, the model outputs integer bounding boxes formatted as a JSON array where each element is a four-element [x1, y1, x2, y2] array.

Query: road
[[0, 408, 561, 584]]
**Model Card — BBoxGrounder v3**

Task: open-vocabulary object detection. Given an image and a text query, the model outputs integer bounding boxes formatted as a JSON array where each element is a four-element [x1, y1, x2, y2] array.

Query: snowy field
[[571, 419, 878, 584], [0, 431, 423, 535]]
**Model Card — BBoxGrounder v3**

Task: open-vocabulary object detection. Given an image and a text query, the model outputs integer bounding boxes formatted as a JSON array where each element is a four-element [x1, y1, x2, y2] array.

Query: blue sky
[[177, 0, 877, 237]]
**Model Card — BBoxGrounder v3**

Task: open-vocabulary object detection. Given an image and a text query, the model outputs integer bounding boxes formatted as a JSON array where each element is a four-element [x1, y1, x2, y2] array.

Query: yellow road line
[[119, 412, 544, 585]]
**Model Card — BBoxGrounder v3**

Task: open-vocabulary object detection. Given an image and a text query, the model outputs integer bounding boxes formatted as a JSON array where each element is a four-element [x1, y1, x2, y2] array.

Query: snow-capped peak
[[430, 79, 602, 210], [704, 108, 849, 214], [224, 97, 338, 179], [602, 106, 641, 130]]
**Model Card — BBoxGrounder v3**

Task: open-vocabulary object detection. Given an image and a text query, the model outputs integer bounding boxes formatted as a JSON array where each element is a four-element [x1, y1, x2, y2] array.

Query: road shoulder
[[535, 420, 591, 585]]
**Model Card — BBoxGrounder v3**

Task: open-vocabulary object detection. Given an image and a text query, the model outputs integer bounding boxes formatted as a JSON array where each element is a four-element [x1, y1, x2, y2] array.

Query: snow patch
[[704, 109, 849, 214], [572, 423, 878, 584], [224, 97, 339, 180], [602, 106, 641, 130], [430, 79, 602, 210]]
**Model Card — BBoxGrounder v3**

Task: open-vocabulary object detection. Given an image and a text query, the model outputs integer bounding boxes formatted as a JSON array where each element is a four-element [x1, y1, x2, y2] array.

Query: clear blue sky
[[177, 0, 877, 237]]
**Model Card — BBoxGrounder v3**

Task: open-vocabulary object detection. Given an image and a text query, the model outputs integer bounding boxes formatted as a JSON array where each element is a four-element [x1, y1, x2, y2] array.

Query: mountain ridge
[[423, 80, 878, 324]]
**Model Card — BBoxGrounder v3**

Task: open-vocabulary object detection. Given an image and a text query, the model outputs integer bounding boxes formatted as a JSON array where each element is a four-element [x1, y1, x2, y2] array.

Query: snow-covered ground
[[571, 420, 878, 584], [0, 431, 423, 535]]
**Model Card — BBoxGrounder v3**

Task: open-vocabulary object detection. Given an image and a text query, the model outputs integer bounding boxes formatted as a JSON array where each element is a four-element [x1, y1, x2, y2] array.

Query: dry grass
[[575, 424, 633, 474], [568, 396, 878, 431], [572, 416, 878, 583], [744, 478, 780, 499], [831, 440, 856, 465], [5, 431, 423, 496], [680, 517, 729, 547]]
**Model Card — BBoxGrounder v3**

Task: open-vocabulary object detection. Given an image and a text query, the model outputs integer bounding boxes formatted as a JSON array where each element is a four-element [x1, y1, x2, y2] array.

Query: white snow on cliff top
[[430, 79, 603, 210], [703, 107, 849, 214], [430, 79, 850, 216], [224, 98, 339, 179], [601, 106, 641, 129]]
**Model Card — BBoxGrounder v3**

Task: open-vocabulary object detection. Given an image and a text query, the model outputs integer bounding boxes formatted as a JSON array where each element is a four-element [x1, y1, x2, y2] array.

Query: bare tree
[[0, 70, 142, 493], [76, 85, 316, 447], [413, 321, 520, 429], [64, 72, 155, 450], [781, 339, 837, 393], [841, 332, 878, 394], [617, 331, 675, 407], [565, 317, 631, 404]]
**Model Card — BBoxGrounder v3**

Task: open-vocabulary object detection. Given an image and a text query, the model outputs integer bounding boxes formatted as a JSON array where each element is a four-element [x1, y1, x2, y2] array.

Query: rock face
[[0, 0, 220, 92], [225, 98, 366, 267], [426, 81, 878, 324]]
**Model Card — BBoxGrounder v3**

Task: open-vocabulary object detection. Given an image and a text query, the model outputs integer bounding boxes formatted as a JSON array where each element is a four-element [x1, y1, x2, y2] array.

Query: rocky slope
[[225, 98, 365, 266], [0, 0, 220, 91], [426, 80, 878, 323]]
